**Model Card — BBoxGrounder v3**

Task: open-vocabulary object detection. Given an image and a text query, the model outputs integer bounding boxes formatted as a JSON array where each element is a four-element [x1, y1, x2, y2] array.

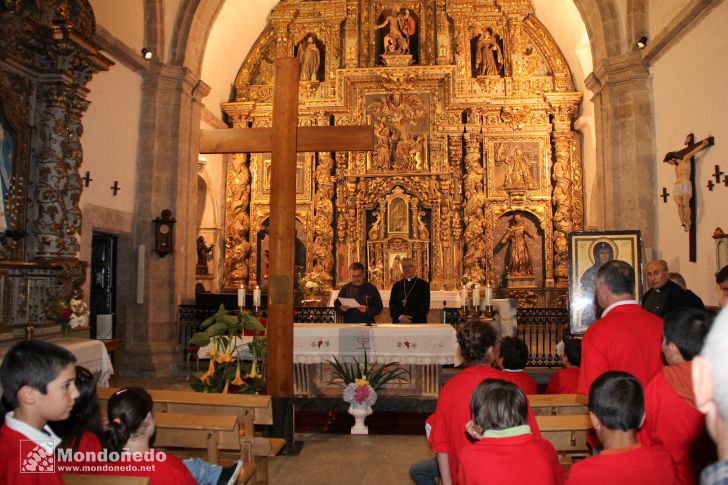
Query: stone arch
[[169, 0, 225, 74], [572, 0, 627, 65]]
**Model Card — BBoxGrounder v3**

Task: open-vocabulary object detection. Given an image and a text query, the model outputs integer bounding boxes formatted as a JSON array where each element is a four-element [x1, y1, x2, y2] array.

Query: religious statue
[[416, 210, 429, 240], [663, 134, 714, 232], [475, 28, 503, 76], [376, 4, 415, 56], [498, 214, 534, 276], [501, 147, 537, 190], [390, 254, 403, 282], [196, 235, 214, 273], [368, 207, 385, 240], [297, 33, 320, 81]]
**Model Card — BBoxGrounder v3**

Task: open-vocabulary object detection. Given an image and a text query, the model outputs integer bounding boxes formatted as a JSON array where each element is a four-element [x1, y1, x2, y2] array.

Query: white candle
[[459, 288, 467, 308], [253, 286, 261, 307], [237, 285, 245, 308], [484, 285, 493, 306], [472, 284, 480, 308]]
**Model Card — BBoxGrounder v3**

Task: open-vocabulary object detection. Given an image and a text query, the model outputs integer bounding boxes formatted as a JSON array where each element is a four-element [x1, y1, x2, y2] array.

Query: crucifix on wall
[[198, 58, 374, 452], [662, 133, 714, 262]]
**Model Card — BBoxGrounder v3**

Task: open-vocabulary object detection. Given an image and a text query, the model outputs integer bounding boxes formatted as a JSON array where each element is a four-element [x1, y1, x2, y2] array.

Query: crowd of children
[[0, 340, 241, 485]]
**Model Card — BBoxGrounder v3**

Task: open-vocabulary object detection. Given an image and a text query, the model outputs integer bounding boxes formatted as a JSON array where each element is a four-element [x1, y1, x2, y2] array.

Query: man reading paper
[[335, 262, 383, 324]]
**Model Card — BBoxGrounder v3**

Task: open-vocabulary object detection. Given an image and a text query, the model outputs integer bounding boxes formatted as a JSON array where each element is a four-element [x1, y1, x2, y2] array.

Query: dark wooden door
[[90, 232, 116, 338]]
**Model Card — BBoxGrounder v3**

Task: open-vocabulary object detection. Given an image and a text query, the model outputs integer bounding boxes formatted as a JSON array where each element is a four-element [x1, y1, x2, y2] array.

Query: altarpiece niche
[[216, 0, 584, 307]]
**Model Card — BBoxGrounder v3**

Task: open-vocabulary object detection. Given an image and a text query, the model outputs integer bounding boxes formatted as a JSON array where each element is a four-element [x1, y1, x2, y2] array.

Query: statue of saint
[[297, 33, 320, 81], [499, 214, 534, 276], [502, 147, 537, 190], [196, 236, 214, 268], [376, 4, 415, 55], [475, 28, 503, 76], [390, 255, 403, 282]]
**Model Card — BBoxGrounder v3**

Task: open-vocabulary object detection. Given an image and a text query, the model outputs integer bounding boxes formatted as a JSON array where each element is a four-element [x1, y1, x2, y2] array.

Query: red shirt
[[503, 370, 538, 395], [565, 443, 677, 484], [638, 362, 716, 484], [458, 433, 565, 485], [546, 367, 580, 394], [576, 304, 663, 394], [0, 425, 63, 485], [429, 366, 541, 485]]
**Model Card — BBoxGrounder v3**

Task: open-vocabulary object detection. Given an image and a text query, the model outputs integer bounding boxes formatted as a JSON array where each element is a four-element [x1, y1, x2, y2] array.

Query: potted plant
[[328, 351, 409, 434]]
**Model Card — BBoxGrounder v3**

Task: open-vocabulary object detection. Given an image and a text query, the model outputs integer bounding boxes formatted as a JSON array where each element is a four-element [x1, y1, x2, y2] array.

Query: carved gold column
[[223, 153, 252, 287], [462, 134, 486, 279], [547, 95, 583, 287], [311, 151, 335, 287], [435, 0, 451, 65], [344, 1, 359, 68]]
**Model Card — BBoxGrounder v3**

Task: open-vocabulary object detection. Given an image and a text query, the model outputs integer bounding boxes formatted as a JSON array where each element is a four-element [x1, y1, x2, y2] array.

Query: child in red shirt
[[498, 336, 538, 395], [638, 308, 715, 484], [429, 321, 541, 485], [0, 340, 80, 485], [566, 371, 677, 484], [547, 338, 581, 394], [458, 379, 564, 485]]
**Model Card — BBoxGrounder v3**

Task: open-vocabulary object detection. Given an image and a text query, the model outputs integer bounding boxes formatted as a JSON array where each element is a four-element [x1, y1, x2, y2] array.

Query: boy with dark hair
[[0, 340, 79, 484], [497, 336, 537, 395], [546, 338, 582, 394], [458, 379, 564, 484], [716, 265, 728, 307], [566, 371, 677, 484], [638, 307, 715, 484], [429, 321, 541, 485]]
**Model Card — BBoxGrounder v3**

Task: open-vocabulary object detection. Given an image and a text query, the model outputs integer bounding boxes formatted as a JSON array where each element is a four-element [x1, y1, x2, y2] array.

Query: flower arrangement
[[461, 273, 486, 289], [47, 297, 73, 339], [298, 270, 326, 291], [328, 351, 410, 393], [343, 379, 377, 407], [188, 304, 267, 394]]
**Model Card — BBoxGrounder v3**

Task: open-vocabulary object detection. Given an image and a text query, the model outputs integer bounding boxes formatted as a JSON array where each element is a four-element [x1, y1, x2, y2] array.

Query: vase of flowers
[[298, 270, 330, 306], [47, 297, 73, 340], [328, 351, 410, 435]]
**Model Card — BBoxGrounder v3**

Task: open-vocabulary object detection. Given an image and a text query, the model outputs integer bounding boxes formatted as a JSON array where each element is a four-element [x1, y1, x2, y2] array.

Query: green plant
[[328, 351, 409, 391], [189, 304, 264, 347]]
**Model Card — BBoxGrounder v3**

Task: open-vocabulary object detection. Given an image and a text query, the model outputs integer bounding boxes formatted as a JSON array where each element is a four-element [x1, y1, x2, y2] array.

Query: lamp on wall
[[636, 36, 648, 50], [141, 48, 153, 61]]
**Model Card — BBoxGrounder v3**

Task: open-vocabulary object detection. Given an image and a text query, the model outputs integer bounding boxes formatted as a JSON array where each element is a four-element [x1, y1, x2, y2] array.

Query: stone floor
[[268, 433, 432, 485]]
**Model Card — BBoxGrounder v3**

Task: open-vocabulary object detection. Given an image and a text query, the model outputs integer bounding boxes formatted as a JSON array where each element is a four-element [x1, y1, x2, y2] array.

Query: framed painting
[[568, 230, 642, 334]]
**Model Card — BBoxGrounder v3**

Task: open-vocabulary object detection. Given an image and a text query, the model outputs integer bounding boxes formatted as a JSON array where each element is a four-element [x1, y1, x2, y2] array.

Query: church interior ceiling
[[220, 0, 583, 297]]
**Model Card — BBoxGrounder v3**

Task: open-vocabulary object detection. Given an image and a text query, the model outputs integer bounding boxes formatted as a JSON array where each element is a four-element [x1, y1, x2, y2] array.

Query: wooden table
[[100, 338, 122, 386]]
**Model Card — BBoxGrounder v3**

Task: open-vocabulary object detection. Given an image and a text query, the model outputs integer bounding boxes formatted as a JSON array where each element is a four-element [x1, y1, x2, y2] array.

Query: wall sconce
[[141, 48, 153, 61], [636, 36, 648, 50], [153, 210, 175, 257]]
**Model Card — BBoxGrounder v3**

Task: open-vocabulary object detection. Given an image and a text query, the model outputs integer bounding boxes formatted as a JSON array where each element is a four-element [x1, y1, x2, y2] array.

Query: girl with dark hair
[[103, 387, 241, 485], [49, 365, 102, 453]]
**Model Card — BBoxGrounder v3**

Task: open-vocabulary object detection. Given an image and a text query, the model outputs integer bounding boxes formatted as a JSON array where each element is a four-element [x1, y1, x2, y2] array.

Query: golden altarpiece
[[219, 0, 583, 306]]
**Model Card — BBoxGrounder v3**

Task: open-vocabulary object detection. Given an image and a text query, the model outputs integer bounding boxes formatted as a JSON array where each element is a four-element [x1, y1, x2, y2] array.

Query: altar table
[[197, 323, 457, 397], [0, 338, 114, 388]]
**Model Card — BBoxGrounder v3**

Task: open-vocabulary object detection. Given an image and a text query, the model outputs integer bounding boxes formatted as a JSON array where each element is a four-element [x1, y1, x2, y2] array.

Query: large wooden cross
[[198, 58, 373, 403]]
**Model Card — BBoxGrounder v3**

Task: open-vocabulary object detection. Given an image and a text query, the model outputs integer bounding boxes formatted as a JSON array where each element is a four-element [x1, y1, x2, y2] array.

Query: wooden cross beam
[[198, 58, 374, 402]]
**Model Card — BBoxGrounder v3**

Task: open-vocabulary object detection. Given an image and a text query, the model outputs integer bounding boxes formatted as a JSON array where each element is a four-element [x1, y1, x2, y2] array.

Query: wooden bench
[[98, 388, 282, 485], [529, 394, 589, 416], [535, 414, 592, 454]]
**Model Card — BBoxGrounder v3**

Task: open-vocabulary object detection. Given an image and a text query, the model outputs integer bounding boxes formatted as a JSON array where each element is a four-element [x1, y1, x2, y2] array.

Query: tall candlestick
[[484, 284, 493, 306], [472, 284, 480, 308], [253, 286, 261, 308], [459, 288, 468, 308], [237, 285, 245, 308]]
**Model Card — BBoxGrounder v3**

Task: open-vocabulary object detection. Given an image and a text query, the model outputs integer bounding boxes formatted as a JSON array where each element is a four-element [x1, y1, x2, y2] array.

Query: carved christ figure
[[663, 135, 714, 232]]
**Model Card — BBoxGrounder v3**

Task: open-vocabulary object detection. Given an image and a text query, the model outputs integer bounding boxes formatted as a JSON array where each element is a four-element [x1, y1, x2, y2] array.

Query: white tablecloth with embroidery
[[197, 323, 458, 365], [293, 323, 457, 365], [0, 338, 114, 388]]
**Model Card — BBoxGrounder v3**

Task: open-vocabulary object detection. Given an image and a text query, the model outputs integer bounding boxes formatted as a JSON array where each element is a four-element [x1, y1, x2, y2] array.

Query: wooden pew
[[535, 414, 592, 454], [62, 476, 149, 485], [528, 394, 589, 416], [98, 388, 282, 485]]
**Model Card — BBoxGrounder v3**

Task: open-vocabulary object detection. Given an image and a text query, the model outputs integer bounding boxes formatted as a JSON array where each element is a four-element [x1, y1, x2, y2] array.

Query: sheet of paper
[[337, 297, 360, 307]]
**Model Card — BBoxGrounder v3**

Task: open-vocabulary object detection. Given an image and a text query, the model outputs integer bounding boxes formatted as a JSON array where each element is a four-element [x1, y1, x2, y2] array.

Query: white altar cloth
[[197, 323, 457, 366], [0, 338, 114, 388]]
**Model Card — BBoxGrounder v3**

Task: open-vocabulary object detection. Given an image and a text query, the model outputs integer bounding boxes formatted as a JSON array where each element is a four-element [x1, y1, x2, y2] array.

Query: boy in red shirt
[[497, 336, 538, 395], [546, 338, 581, 394], [458, 379, 564, 485], [0, 340, 80, 484], [566, 371, 677, 484], [638, 307, 715, 484], [429, 321, 541, 485]]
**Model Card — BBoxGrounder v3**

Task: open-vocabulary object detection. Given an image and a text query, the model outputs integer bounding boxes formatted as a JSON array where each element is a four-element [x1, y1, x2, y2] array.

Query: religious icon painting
[[568, 230, 642, 334]]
